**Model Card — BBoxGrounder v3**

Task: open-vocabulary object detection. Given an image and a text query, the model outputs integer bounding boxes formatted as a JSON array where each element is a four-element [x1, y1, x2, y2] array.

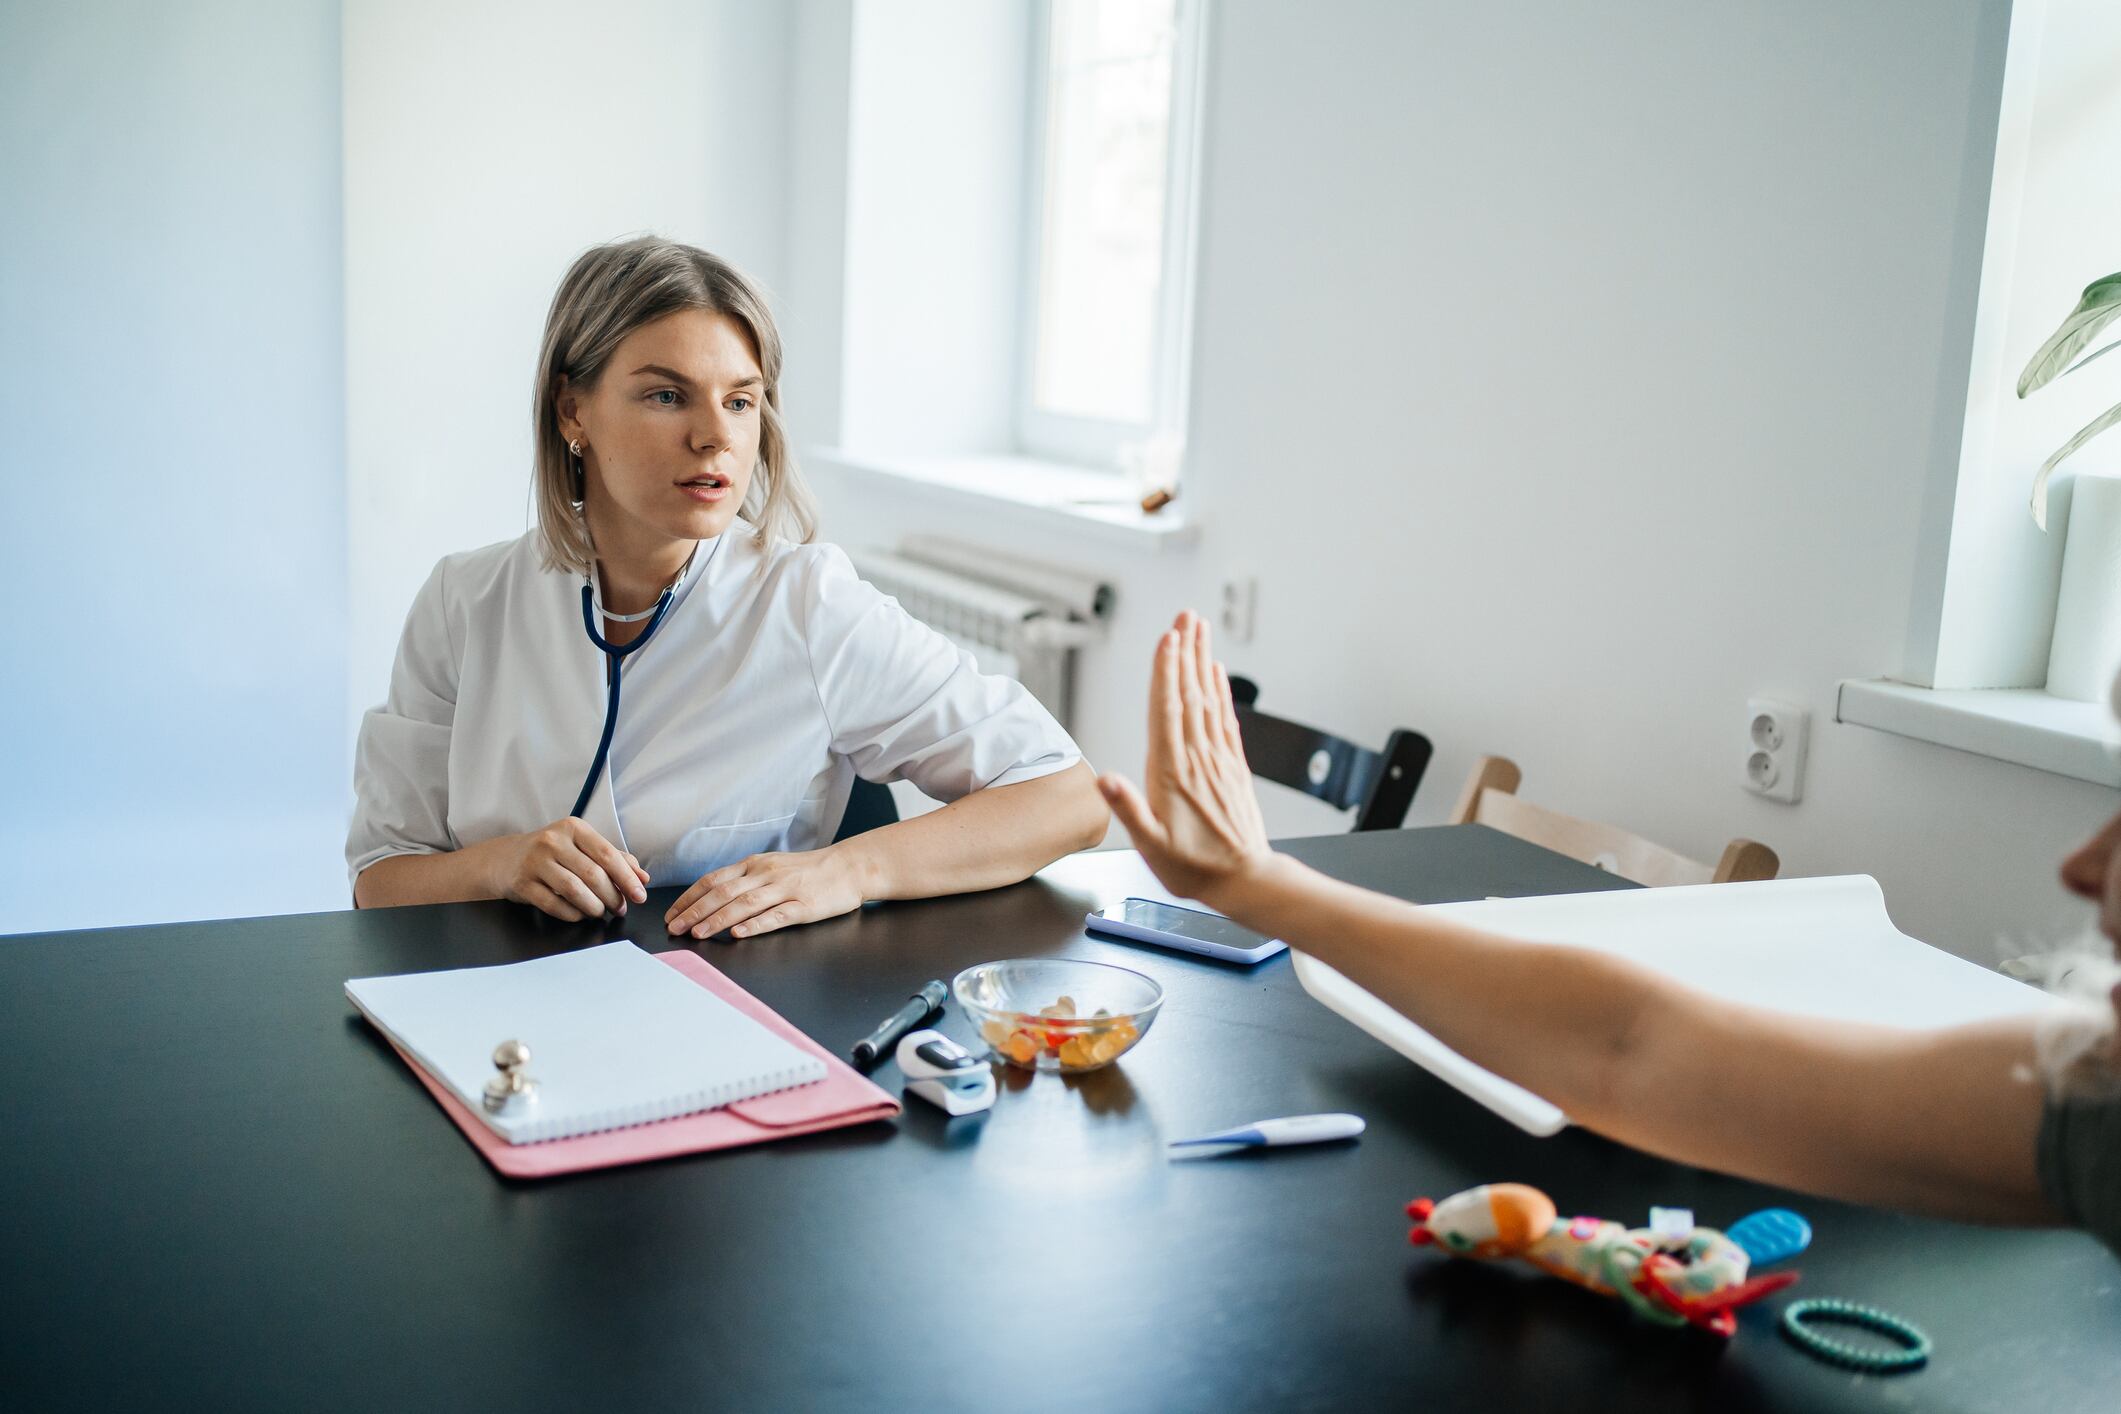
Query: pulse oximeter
[[896, 1029, 997, 1116]]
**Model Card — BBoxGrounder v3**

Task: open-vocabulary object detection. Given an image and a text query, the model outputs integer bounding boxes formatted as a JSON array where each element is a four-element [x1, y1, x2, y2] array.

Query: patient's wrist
[[1203, 850, 1305, 923]]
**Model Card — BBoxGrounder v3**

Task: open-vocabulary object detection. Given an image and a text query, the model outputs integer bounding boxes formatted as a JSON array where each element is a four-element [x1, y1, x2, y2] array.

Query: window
[[1837, 0, 2121, 785], [1901, 0, 2121, 697], [1018, 0, 1206, 477]]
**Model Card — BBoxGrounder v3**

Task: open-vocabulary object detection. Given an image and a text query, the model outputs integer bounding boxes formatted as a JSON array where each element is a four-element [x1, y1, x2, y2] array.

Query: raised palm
[[1099, 612, 1271, 905]]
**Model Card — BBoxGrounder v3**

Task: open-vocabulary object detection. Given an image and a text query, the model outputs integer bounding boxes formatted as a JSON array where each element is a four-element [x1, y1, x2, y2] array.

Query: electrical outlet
[[1741, 697, 1808, 804], [1219, 577, 1257, 645]]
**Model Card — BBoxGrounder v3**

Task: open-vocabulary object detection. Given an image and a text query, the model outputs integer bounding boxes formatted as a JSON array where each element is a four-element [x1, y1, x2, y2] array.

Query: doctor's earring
[[568, 439, 586, 509]]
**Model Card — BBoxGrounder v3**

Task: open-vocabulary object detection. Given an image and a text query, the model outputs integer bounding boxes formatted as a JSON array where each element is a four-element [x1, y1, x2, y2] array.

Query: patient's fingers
[[1099, 773, 1165, 854], [2104, 839, 2121, 945], [1212, 664, 1242, 757], [1193, 615, 1226, 754], [1176, 614, 1210, 750], [1150, 626, 1184, 773]]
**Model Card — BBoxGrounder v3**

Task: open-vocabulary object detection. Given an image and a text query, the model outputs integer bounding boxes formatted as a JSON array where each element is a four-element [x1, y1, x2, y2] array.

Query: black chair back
[[832, 776, 901, 843], [1228, 676, 1432, 831]]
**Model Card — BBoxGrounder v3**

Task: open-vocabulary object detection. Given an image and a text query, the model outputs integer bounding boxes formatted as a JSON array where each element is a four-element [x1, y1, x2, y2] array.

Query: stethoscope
[[568, 537, 720, 820]]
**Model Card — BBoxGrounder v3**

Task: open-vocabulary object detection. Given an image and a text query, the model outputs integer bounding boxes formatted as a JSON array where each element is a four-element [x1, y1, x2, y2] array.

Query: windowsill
[[1836, 679, 2121, 788], [806, 447, 1199, 550]]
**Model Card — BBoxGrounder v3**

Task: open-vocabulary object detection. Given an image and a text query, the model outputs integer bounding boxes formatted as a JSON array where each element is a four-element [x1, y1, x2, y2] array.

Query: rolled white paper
[[2048, 472, 2121, 703]]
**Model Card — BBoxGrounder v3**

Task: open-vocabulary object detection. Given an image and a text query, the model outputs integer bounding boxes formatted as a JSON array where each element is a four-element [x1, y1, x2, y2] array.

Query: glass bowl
[[952, 958, 1164, 1073]]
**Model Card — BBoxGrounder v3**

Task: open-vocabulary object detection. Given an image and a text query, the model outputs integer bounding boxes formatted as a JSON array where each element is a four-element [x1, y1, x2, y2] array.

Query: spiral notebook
[[346, 941, 828, 1145]]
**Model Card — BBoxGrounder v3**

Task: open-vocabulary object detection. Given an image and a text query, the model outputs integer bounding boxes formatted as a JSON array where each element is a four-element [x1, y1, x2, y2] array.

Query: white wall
[[343, 0, 795, 732], [0, 0, 348, 933], [780, 0, 857, 449], [794, 0, 2120, 963]]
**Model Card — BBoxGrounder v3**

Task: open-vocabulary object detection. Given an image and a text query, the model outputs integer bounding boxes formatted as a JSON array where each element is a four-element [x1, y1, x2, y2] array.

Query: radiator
[[847, 537, 1113, 730]]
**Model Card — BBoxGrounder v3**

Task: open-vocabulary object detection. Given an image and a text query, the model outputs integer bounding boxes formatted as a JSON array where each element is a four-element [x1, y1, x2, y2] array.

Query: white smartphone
[[1084, 898, 1288, 965]]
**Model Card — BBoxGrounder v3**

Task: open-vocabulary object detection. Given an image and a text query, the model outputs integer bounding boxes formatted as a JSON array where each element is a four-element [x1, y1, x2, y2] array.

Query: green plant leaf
[[2062, 336, 2121, 380], [2019, 273, 2121, 398], [2032, 397, 2121, 529]]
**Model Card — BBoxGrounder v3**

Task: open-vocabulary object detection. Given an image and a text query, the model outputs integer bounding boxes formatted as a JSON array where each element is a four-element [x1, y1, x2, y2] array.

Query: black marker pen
[[850, 980, 948, 1066]]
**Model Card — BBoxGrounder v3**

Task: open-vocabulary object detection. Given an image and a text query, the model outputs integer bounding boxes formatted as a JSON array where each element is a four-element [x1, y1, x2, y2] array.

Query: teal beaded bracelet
[[1780, 1299, 1931, 1372]]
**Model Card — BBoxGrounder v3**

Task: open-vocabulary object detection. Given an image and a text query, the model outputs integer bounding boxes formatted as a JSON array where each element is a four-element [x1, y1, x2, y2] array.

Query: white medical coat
[[346, 525, 1083, 891]]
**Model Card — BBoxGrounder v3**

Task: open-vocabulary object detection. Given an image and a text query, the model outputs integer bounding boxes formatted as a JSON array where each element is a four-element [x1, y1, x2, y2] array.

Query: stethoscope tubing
[[567, 535, 722, 824], [569, 583, 676, 820]]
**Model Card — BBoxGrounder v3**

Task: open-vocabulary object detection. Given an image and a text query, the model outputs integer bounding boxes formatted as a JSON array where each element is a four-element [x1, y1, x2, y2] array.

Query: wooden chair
[[1228, 676, 1433, 832], [1448, 755, 1778, 886]]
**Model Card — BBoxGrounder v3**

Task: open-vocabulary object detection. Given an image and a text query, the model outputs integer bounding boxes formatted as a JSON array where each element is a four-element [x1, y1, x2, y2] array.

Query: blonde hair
[[531, 236, 817, 574]]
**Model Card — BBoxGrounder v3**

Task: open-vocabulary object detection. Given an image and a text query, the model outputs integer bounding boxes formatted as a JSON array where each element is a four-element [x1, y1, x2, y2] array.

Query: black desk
[[3, 826, 2114, 1412]]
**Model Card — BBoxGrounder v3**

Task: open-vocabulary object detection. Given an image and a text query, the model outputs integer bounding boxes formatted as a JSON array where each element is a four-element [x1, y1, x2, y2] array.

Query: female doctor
[[348, 237, 1109, 935]]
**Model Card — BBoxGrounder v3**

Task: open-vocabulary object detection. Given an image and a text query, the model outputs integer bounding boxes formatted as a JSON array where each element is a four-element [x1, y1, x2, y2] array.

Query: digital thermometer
[[1168, 1113, 1366, 1149]]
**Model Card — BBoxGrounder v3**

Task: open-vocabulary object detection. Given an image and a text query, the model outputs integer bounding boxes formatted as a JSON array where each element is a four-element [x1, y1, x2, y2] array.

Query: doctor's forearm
[[353, 842, 508, 908], [838, 763, 1109, 901]]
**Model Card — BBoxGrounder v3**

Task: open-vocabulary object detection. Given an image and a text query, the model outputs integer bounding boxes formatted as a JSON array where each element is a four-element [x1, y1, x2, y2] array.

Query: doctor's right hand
[[482, 818, 651, 922]]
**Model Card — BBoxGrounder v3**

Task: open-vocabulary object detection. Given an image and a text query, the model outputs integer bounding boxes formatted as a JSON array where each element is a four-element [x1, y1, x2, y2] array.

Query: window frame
[[1013, 0, 1209, 476], [1901, 0, 2121, 696]]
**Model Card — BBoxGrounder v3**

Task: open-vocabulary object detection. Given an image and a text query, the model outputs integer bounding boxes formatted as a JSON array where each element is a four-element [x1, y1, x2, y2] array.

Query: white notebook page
[[346, 942, 826, 1144]]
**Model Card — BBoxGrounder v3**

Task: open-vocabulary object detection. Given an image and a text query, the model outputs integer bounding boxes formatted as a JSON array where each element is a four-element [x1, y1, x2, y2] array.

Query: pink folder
[[381, 949, 901, 1178]]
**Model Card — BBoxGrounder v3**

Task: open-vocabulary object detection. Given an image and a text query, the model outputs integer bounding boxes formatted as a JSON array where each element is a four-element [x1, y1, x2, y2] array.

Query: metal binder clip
[[482, 1039, 538, 1112]]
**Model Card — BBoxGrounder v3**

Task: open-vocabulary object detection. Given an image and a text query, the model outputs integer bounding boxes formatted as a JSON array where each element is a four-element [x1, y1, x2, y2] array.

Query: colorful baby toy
[[1405, 1183, 1802, 1338]]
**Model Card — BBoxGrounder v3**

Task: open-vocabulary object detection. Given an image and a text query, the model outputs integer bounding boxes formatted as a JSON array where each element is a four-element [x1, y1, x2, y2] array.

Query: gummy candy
[[986, 995, 1138, 1070]]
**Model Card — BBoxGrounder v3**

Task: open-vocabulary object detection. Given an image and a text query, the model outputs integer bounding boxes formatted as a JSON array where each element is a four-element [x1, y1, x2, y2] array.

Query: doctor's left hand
[[665, 845, 868, 940]]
